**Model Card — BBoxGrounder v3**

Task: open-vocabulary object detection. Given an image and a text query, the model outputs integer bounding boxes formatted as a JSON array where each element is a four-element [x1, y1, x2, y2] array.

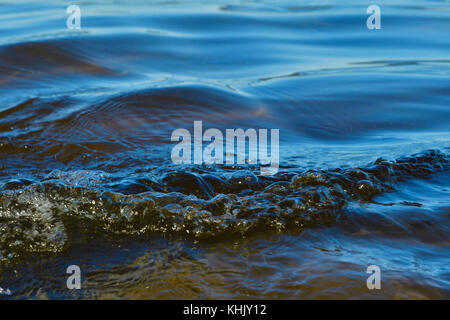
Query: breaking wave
[[1, 149, 447, 267]]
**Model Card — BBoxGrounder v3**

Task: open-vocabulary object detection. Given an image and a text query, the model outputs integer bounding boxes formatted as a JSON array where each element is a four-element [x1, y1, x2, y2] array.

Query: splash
[[0, 150, 447, 267]]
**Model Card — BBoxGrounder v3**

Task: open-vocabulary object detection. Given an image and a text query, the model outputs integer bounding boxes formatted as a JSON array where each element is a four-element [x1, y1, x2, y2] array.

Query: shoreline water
[[0, 0, 449, 299]]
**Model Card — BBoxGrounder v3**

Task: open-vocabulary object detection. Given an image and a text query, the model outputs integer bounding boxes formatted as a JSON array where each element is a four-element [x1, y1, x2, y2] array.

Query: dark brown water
[[0, 0, 449, 299]]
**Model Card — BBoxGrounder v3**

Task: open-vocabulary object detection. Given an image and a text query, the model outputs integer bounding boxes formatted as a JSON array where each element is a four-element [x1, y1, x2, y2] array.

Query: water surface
[[0, 0, 449, 299]]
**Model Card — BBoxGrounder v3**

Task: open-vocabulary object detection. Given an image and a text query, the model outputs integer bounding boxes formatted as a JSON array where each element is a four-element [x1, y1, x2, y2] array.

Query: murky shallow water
[[0, 0, 449, 299]]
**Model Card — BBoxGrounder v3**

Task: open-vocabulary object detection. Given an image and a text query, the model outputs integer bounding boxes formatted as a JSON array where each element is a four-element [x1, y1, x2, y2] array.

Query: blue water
[[0, 0, 449, 299]]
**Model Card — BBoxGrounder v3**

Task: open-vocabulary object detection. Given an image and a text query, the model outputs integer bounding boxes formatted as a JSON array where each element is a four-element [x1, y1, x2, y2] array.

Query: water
[[0, 0, 449, 299]]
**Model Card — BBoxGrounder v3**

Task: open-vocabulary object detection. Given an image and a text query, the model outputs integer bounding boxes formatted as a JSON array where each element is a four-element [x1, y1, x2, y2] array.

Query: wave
[[0, 149, 448, 267]]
